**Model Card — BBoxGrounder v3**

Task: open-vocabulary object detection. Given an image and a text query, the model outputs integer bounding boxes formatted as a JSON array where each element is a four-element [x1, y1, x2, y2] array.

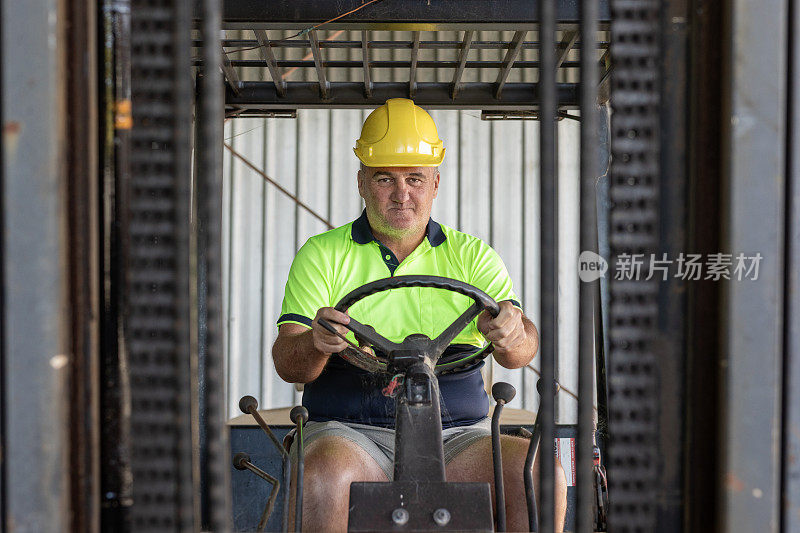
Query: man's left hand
[[477, 301, 526, 355]]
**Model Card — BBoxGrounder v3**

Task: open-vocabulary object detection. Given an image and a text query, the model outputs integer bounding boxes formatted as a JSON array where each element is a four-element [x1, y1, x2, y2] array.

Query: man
[[273, 98, 567, 531]]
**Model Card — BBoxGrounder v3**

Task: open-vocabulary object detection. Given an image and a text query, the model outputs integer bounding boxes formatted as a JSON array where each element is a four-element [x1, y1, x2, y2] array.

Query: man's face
[[357, 166, 440, 240]]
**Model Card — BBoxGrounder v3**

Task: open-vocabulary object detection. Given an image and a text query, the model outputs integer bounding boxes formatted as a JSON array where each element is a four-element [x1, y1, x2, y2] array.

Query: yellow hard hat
[[353, 98, 445, 167]]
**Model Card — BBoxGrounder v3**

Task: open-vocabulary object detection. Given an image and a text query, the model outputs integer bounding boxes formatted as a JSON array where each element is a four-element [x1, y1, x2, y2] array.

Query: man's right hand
[[311, 307, 351, 355]]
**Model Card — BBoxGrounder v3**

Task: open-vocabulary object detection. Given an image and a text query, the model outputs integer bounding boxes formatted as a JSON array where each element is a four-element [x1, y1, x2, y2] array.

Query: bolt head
[[392, 508, 409, 525], [433, 508, 451, 526]]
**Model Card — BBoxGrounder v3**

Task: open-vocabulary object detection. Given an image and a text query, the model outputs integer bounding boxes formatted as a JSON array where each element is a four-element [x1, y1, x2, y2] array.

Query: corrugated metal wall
[[222, 30, 585, 422]]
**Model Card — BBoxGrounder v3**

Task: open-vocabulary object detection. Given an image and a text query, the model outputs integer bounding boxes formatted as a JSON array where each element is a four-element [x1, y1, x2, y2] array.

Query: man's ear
[[432, 169, 440, 198], [357, 166, 366, 199]]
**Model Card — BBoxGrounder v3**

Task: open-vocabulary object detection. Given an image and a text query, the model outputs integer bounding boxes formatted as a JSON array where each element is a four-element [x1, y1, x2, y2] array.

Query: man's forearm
[[492, 318, 539, 369], [272, 328, 330, 383]]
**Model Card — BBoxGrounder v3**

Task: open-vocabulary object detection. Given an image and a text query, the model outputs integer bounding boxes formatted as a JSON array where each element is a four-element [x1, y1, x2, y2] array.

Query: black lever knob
[[491, 382, 517, 404], [290, 405, 309, 424], [535, 379, 561, 396], [239, 395, 258, 414], [233, 452, 251, 470]]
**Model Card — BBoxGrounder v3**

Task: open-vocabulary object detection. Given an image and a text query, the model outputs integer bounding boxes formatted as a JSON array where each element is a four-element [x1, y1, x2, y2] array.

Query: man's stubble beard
[[369, 206, 428, 241]]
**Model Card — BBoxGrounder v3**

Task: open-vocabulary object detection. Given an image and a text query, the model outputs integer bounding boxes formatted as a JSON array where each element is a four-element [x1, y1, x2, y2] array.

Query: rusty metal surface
[[720, 0, 788, 530], [1, 0, 70, 530]]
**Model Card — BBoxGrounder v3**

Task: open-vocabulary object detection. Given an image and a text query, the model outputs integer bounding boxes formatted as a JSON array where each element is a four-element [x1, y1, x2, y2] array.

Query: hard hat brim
[[353, 147, 445, 167]]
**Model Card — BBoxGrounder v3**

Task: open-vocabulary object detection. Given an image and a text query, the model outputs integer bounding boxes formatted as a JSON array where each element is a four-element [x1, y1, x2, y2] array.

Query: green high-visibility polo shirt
[[277, 210, 521, 347]]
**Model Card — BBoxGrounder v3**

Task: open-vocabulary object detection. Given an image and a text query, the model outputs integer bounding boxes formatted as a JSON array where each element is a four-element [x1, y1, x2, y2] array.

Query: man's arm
[[272, 307, 351, 383], [477, 300, 539, 369]]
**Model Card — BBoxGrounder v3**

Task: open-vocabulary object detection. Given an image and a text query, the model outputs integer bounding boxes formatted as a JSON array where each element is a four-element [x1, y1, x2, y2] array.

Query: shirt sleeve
[[277, 238, 333, 329], [467, 239, 522, 310]]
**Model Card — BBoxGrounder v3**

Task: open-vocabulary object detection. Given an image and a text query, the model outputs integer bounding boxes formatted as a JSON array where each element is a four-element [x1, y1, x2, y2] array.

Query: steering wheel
[[328, 275, 501, 375]]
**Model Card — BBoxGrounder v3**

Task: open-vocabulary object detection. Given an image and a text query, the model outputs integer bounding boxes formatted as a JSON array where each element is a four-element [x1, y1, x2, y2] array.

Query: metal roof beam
[[362, 31, 373, 97], [219, 0, 611, 30], [221, 44, 242, 95], [225, 81, 580, 110], [212, 39, 612, 50], [556, 30, 579, 69], [598, 48, 611, 84], [409, 31, 420, 97], [212, 59, 584, 69], [307, 30, 330, 99], [451, 30, 474, 99], [494, 31, 527, 98], [253, 30, 286, 96]]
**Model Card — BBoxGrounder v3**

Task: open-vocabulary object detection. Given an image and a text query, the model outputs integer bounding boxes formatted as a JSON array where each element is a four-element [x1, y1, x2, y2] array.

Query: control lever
[[239, 395, 290, 460], [290, 405, 309, 533], [524, 379, 561, 532], [239, 395, 292, 532], [491, 382, 516, 532], [232, 452, 280, 531]]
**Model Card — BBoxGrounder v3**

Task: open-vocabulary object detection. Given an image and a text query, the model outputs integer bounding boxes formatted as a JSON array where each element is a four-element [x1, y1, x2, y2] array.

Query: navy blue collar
[[351, 209, 446, 247]]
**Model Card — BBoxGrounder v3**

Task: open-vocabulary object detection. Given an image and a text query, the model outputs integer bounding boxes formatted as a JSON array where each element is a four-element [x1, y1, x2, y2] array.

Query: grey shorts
[[289, 418, 492, 480]]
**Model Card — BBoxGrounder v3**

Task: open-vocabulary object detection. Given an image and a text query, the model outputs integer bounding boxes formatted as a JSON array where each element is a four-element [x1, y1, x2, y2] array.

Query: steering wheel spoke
[[431, 301, 484, 355], [332, 275, 501, 374], [346, 317, 402, 355]]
